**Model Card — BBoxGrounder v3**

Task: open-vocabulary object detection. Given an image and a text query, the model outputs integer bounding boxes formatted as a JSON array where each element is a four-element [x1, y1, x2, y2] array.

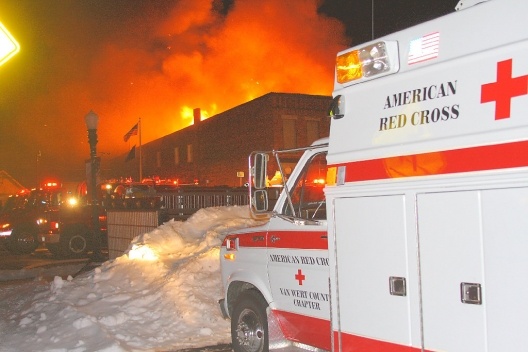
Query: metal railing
[[160, 187, 249, 221], [104, 187, 250, 222]]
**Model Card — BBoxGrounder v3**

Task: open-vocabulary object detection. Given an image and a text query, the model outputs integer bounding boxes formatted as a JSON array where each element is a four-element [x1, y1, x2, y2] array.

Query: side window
[[50, 192, 61, 206], [26, 192, 40, 207], [284, 152, 327, 220], [38, 192, 51, 207]]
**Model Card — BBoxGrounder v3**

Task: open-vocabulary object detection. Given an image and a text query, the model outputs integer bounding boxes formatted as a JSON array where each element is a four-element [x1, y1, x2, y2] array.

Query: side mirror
[[252, 189, 269, 213], [252, 153, 268, 190], [327, 95, 345, 119]]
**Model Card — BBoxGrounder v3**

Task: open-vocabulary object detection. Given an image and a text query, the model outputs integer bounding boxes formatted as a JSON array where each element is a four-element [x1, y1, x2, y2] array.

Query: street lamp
[[84, 110, 103, 261]]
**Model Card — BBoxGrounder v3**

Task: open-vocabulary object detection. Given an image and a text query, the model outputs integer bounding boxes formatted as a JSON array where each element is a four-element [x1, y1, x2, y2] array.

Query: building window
[[174, 147, 180, 165], [306, 120, 319, 144], [187, 144, 193, 163], [156, 151, 161, 168], [283, 117, 297, 149]]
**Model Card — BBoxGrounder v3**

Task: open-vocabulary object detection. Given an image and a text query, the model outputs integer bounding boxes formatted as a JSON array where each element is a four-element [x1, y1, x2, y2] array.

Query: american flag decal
[[408, 32, 440, 65]]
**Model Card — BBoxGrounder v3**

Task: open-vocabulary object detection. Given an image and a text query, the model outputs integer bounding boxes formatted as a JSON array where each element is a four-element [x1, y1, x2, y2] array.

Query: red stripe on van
[[330, 140, 528, 182], [223, 230, 327, 250], [272, 311, 427, 351], [273, 310, 331, 351], [267, 230, 327, 250], [333, 331, 426, 352], [222, 231, 266, 248]]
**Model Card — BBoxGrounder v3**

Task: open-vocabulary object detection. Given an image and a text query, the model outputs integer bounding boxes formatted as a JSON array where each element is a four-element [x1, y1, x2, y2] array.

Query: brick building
[[109, 92, 331, 187]]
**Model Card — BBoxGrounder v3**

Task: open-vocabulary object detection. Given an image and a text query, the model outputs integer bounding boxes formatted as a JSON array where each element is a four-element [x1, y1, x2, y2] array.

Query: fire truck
[[0, 182, 105, 258], [0, 189, 35, 254], [219, 0, 528, 351]]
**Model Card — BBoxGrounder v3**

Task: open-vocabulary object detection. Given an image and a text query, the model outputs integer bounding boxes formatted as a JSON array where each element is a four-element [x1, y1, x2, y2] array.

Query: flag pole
[[139, 117, 142, 181]]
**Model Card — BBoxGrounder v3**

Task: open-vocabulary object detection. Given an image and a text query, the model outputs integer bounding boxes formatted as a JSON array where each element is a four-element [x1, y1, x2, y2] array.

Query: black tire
[[231, 290, 269, 352], [60, 224, 92, 258], [8, 224, 39, 254], [3, 237, 17, 253]]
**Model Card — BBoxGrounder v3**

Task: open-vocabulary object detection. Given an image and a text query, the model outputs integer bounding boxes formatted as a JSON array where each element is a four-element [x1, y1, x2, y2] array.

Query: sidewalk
[[0, 245, 106, 282]]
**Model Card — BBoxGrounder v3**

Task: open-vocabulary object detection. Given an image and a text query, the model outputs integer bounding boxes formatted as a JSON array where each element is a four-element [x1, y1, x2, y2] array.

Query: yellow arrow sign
[[0, 21, 20, 66]]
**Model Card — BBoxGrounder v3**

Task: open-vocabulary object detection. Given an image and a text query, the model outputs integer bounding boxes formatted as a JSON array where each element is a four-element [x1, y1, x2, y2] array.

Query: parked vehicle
[[0, 183, 106, 258], [219, 0, 528, 351], [0, 190, 37, 254], [40, 191, 107, 259]]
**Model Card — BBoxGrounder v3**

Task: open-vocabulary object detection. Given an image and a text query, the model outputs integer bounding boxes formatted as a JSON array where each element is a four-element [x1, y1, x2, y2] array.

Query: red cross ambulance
[[219, 0, 528, 351]]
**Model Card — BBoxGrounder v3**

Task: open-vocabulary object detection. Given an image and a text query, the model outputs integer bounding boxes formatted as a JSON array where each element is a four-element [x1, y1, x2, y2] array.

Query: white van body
[[221, 0, 528, 350]]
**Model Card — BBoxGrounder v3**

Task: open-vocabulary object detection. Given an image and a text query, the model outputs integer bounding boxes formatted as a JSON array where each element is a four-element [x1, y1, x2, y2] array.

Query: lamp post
[[84, 110, 103, 261]]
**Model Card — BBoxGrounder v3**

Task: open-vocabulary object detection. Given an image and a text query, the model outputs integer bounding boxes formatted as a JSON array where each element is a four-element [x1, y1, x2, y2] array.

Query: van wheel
[[60, 225, 91, 258], [231, 290, 269, 352], [9, 224, 39, 254]]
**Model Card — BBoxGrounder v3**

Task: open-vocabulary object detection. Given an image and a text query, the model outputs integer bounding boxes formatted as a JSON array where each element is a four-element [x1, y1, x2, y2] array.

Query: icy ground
[[0, 206, 266, 352]]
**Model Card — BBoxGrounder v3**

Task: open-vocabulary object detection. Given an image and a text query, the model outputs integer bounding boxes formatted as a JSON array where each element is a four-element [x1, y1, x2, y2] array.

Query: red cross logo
[[295, 269, 306, 285], [481, 59, 528, 120]]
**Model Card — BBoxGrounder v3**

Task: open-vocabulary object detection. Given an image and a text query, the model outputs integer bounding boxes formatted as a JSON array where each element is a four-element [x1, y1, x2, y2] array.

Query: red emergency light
[[43, 181, 60, 189]]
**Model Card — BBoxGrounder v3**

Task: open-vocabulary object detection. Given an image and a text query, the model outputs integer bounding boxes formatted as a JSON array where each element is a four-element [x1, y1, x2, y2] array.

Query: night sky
[[0, 0, 459, 188]]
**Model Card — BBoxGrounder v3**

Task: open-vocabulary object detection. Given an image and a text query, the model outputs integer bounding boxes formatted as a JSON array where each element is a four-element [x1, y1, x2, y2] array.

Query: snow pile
[[0, 206, 267, 352]]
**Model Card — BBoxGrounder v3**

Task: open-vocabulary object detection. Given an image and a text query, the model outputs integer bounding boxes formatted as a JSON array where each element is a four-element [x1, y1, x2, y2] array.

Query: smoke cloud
[[0, 0, 348, 186]]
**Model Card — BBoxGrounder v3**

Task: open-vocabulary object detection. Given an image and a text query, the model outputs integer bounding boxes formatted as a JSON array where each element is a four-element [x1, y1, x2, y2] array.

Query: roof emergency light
[[336, 50, 362, 83], [43, 181, 59, 189], [336, 41, 399, 85]]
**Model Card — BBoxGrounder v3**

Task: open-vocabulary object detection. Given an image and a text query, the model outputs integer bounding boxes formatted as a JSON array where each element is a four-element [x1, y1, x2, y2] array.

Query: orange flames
[[1, 0, 349, 186], [95, 0, 348, 148]]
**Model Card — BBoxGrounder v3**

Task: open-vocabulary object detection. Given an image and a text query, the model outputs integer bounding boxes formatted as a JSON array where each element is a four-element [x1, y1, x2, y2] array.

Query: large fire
[[94, 0, 348, 146], [180, 106, 212, 124], [0, 0, 349, 186]]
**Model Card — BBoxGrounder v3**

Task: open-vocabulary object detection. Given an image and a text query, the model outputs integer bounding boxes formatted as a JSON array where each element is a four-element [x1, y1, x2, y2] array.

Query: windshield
[[283, 151, 327, 220]]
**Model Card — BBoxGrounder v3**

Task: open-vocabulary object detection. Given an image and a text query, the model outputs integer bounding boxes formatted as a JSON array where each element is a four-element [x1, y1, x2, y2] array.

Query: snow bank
[[0, 206, 267, 352]]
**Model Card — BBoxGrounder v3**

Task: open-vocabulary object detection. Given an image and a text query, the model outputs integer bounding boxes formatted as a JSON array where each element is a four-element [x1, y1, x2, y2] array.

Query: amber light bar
[[336, 41, 399, 85]]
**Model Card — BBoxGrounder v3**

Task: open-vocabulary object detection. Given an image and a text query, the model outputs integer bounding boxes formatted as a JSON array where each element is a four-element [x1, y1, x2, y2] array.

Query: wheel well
[[226, 281, 265, 317]]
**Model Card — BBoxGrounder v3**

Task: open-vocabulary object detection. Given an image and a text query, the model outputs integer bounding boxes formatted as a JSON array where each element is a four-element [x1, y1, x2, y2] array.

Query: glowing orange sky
[[0, 0, 348, 187]]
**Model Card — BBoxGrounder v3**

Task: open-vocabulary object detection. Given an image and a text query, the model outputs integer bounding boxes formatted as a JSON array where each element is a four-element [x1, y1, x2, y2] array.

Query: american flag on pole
[[123, 123, 138, 142], [408, 32, 440, 65]]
